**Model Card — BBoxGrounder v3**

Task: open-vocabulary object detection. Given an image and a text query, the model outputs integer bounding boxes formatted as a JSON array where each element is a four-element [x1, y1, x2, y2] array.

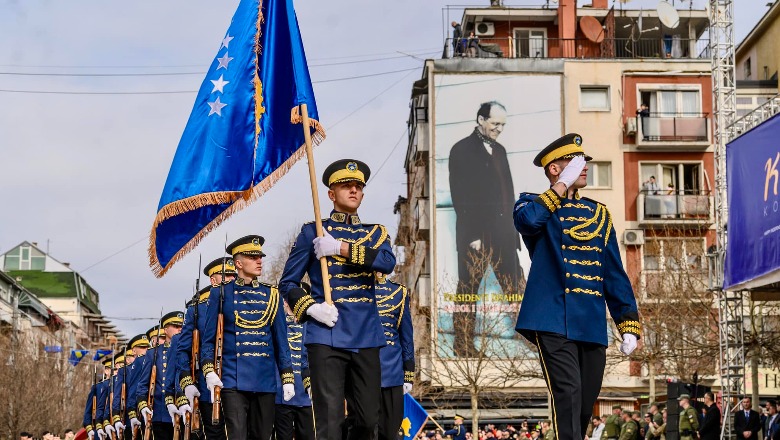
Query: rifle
[[119, 345, 127, 439], [144, 312, 163, 440], [184, 255, 202, 440], [212, 244, 227, 425], [92, 365, 97, 435], [109, 344, 116, 440]]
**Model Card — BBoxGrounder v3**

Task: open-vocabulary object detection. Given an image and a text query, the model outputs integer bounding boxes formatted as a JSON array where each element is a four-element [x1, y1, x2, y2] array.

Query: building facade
[[396, 1, 715, 420]]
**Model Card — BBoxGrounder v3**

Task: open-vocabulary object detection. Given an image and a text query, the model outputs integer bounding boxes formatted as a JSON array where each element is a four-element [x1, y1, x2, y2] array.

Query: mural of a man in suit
[[448, 100, 525, 355]]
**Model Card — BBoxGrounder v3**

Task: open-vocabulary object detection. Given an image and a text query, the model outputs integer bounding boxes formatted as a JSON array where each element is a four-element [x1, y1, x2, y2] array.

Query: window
[[643, 239, 706, 271], [744, 57, 752, 80], [514, 28, 547, 58], [586, 162, 611, 188], [640, 162, 704, 194], [580, 86, 610, 111]]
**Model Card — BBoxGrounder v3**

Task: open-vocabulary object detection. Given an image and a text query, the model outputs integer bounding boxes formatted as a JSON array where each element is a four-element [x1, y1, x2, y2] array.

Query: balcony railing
[[636, 113, 710, 144], [637, 189, 714, 227], [443, 37, 709, 60]]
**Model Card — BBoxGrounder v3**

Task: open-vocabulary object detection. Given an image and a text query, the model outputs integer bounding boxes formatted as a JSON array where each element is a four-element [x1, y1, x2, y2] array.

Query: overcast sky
[[0, 0, 769, 340]]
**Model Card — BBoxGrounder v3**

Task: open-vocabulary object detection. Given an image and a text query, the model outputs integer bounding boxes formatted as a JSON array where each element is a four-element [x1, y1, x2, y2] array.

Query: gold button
[[559, 217, 564, 221], [566, 273, 570, 277], [327, 262, 332, 267], [236, 331, 240, 335], [234, 300, 237, 304], [328, 275, 332, 279], [563, 258, 568, 262], [327, 226, 333, 231], [236, 342, 239, 346], [565, 288, 570, 293], [236, 353, 241, 357], [561, 245, 566, 250]]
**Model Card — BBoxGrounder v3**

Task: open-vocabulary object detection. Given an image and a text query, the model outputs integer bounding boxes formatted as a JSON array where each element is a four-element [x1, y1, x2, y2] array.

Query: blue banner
[[401, 394, 429, 439], [69, 349, 90, 366], [44, 345, 62, 353], [725, 113, 780, 289], [93, 349, 112, 360], [150, 0, 323, 276]]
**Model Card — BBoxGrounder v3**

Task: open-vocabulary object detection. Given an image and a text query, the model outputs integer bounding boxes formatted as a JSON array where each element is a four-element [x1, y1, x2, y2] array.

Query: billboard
[[725, 113, 780, 290], [433, 73, 562, 357]]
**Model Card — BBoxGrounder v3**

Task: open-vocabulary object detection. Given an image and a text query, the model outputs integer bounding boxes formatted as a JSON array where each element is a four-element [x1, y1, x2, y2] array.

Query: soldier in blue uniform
[[102, 354, 126, 440], [274, 296, 314, 440], [513, 133, 641, 440], [148, 326, 165, 348], [95, 357, 117, 440], [105, 351, 131, 440], [443, 414, 467, 440], [200, 235, 295, 440], [136, 311, 184, 440], [84, 358, 112, 440], [111, 337, 150, 440], [162, 330, 188, 431], [120, 334, 151, 440], [375, 275, 414, 440], [178, 257, 236, 440], [279, 159, 396, 440]]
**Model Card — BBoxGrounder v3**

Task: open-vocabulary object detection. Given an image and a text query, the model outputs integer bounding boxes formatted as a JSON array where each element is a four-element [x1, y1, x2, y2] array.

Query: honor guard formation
[[81, 159, 416, 440], [81, 144, 641, 440]]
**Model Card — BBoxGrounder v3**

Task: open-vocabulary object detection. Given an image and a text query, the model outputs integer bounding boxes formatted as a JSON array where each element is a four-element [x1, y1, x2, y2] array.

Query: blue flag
[[69, 349, 90, 366], [44, 345, 62, 353], [93, 349, 112, 360], [401, 394, 429, 439], [150, 0, 324, 276]]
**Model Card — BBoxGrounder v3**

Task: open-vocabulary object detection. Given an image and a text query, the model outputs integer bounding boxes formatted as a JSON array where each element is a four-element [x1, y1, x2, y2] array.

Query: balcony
[[636, 190, 714, 228], [442, 37, 709, 60], [634, 113, 710, 149]]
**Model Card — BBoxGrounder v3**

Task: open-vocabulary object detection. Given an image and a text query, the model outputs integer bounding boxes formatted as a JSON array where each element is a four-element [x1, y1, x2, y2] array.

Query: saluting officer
[[274, 296, 314, 440], [374, 275, 414, 440], [178, 257, 236, 440], [443, 414, 467, 440], [678, 395, 699, 440], [513, 134, 641, 440], [280, 159, 396, 440], [120, 334, 151, 440], [602, 405, 623, 440], [200, 235, 295, 440], [84, 358, 113, 440], [136, 311, 184, 440]]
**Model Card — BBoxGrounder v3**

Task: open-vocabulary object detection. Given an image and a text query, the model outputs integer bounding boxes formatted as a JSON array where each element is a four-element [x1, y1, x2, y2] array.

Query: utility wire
[[79, 236, 147, 272], [0, 67, 420, 95]]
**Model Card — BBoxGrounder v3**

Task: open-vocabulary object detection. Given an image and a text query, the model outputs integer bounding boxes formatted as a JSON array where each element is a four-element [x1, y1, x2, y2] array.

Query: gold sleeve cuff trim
[[617, 320, 642, 336], [179, 375, 194, 389], [176, 396, 188, 407], [404, 371, 415, 382], [302, 376, 311, 389], [128, 411, 136, 419], [201, 362, 215, 376], [293, 296, 315, 321], [95, 423, 103, 430], [281, 372, 295, 385], [164, 395, 174, 405], [112, 415, 120, 423], [137, 401, 148, 411], [85, 425, 93, 432]]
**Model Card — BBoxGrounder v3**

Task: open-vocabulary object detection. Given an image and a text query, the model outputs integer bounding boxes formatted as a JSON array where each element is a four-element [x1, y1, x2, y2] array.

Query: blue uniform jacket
[[279, 211, 396, 350], [110, 364, 136, 426], [275, 316, 311, 407], [200, 279, 294, 393], [444, 425, 467, 440], [177, 289, 211, 402], [376, 278, 415, 388], [163, 334, 186, 408], [83, 383, 98, 432], [123, 354, 145, 421], [95, 380, 110, 430], [513, 189, 641, 346], [136, 344, 173, 423]]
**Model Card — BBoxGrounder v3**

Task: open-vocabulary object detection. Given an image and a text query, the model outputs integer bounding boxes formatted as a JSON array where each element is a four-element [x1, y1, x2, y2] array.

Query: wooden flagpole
[[300, 103, 332, 304], [428, 416, 445, 432]]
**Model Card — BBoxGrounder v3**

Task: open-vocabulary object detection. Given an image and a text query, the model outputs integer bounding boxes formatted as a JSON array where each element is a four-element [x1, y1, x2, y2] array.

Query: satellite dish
[[657, 1, 680, 29], [580, 16, 605, 43]]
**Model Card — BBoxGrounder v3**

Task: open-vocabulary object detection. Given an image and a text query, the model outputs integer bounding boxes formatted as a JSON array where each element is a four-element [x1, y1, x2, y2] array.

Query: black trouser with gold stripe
[[534, 332, 606, 440]]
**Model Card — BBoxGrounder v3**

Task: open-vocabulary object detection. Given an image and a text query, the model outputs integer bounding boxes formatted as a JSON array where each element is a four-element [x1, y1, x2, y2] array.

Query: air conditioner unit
[[475, 21, 495, 37], [623, 229, 645, 246], [625, 117, 637, 135]]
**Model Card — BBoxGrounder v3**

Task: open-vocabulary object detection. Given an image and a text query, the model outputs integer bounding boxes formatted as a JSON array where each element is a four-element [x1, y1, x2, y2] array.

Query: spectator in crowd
[[20, 433, 33, 440], [41, 432, 54, 440], [736, 396, 761, 440], [591, 415, 605, 440], [63, 430, 74, 440], [451, 22, 463, 56], [636, 104, 650, 140], [643, 176, 660, 195], [764, 400, 780, 440], [467, 31, 480, 58], [699, 392, 720, 440], [530, 429, 540, 440]]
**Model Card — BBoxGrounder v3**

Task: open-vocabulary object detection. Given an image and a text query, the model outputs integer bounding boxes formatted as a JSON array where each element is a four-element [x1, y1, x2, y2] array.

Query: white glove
[[140, 407, 153, 420], [313, 233, 342, 259], [130, 418, 141, 430], [283, 383, 295, 402], [184, 384, 201, 408], [620, 333, 638, 356], [178, 404, 192, 416], [205, 372, 223, 401], [113, 422, 124, 433], [104, 425, 115, 436], [88, 431, 94, 440], [557, 156, 587, 189], [166, 403, 179, 420], [306, 302, 339, 327], [97, 429, 106, 440], [403, 382, 413, 395]]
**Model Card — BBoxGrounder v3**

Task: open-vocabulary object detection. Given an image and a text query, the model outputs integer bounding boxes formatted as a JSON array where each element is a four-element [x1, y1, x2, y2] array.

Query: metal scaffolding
[[708, 0, 741, 438]]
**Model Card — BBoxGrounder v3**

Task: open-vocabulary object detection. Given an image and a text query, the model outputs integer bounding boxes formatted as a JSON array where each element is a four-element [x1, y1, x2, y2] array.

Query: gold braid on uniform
[[164, 395, 174, 405], [617, 320, 642, 338], [179, 374, 194, 390], [176, 395, 188, 407], [281, 371, 295, 385], [567, 204, 608, 242], [234, 287, 279, 329], [535, 189, 561, 213], [112, 415, 120, 424]]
